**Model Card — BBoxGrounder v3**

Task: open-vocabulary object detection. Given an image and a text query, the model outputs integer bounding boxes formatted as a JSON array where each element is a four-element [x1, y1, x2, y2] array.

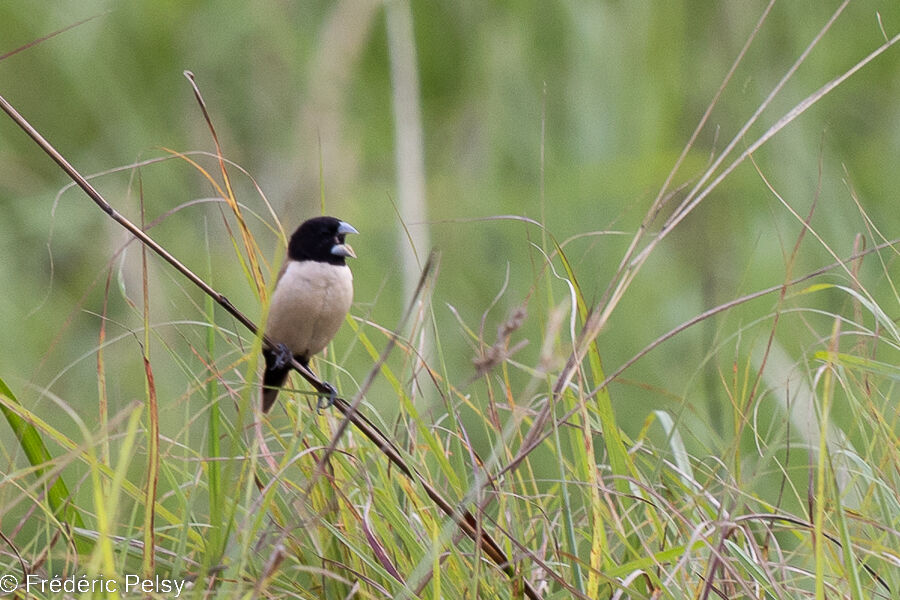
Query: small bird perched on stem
[[261, 216, 357, 412]]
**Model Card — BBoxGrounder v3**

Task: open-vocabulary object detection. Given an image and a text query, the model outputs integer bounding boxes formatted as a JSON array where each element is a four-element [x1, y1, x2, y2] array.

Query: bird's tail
[[261, 349, 290, 412]]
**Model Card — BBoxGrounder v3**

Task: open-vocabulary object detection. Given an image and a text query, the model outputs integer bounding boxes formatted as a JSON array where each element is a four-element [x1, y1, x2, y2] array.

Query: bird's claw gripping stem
[[317, 381, 338, 411], [271, 343, 292, 370]]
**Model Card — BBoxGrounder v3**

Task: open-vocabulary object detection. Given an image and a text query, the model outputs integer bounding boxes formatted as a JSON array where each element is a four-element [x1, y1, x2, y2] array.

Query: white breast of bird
[[265, 260, 354, 359]]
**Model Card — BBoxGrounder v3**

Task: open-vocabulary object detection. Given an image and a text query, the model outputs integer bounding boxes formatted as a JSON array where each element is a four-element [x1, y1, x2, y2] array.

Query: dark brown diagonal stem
[[0, 92, 543, 600]]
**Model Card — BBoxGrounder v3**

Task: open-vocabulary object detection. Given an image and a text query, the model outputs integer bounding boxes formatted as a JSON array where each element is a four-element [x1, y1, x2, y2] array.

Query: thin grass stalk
[[139, 179, 160, 576], [204, 229, 224, 567], [815, 319, 839, 600]]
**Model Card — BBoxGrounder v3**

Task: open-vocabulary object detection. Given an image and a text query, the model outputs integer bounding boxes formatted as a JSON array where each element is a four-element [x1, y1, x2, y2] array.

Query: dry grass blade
[[184, 71, 268, 301], [0, 12, 107, 62]]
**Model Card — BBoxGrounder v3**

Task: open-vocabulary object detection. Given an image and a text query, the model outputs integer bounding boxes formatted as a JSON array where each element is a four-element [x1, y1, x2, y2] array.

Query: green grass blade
[[0, 376, 87, 548]]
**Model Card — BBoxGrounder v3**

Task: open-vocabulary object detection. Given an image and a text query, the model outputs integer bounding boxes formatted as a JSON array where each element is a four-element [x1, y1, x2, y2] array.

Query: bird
[[261, 216, 358, 412]]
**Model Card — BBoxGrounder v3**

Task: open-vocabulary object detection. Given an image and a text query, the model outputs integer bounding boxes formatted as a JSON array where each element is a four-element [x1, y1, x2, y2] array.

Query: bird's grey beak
[[337, 222, 359, 236], [331, 243, 356, 258], [332, 222, 358, 258]]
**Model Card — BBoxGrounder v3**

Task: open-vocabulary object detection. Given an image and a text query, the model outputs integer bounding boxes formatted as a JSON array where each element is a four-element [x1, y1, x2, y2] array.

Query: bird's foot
[[317, 381, 338, 412], [271, 343, 293, 370]]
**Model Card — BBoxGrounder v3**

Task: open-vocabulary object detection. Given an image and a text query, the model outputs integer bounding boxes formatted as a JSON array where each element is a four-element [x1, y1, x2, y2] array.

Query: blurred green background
[[1, 1, 899, 455]]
